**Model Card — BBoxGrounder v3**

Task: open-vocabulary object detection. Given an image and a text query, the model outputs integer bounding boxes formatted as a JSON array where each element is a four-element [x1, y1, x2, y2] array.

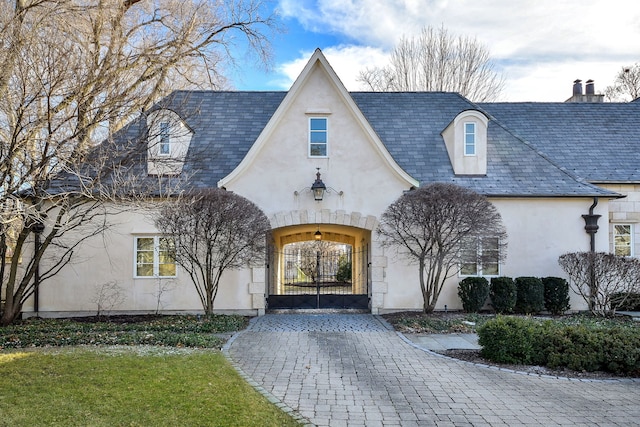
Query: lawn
[[0, 316, 301, 427]]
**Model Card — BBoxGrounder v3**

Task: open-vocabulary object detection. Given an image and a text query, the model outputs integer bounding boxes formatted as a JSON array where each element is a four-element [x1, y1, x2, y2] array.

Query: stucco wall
[[379, 197, 609, 312], [26, 204, 258, 316]]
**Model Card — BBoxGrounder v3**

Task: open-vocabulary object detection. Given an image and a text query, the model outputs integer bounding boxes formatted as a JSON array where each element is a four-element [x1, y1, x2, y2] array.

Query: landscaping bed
[[383, 311, 640, 379], [0, 314, 249, 349]]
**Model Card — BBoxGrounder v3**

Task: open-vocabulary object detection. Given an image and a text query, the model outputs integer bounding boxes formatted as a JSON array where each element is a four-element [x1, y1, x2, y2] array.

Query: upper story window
[[309, 117, 328, 157], [464, 122, 476, 156], [135, 236, 176, 278], [613, 224, 633, 257], [159, 122, 171, 155], [460, 236, 500, 276]]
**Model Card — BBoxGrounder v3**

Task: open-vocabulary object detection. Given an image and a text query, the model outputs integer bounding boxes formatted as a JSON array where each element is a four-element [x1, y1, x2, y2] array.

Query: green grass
[[0, 347, 301, 427]]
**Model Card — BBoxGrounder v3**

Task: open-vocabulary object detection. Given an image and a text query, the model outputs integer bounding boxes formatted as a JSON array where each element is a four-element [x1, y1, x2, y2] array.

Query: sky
[[231, 0, 640, 102]]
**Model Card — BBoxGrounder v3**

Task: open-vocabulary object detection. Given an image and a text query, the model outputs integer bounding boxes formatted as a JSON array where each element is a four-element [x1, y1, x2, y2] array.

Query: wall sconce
[[314, 227, 322, 240], [294, 168, 343, 202]]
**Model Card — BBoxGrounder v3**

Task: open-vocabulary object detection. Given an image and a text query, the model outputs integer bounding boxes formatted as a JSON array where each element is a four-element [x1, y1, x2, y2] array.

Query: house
[[22, 49, 640, 317]]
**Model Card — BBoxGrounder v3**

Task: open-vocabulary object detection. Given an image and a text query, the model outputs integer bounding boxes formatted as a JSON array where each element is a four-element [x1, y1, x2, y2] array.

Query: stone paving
[[225, 314, 640, 426]]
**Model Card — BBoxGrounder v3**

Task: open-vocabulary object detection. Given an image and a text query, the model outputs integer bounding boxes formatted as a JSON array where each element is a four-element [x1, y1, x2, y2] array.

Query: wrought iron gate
[[267, 244, 370, 310]]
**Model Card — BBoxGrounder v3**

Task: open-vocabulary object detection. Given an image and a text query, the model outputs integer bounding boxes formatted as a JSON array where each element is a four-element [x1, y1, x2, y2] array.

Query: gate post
[[316, 251, 321, 309]]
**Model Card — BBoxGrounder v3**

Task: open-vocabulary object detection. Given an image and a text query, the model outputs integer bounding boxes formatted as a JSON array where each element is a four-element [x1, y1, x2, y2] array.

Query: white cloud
[[275, 45, 390, 91], [274, 0, 640, 101]]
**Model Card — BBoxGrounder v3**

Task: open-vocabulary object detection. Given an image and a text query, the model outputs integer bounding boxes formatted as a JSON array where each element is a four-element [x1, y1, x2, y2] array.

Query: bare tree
[[154, 189, 271, 314], [605, 64, 640, 102], [358, 26, 504, 102], [558, 252, 640, 316], [0, 0, 276, 325], [377, 183, 507, 313]]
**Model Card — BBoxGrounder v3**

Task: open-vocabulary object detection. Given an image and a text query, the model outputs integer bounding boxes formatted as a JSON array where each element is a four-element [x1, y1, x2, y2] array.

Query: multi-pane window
[[464, 122, 476, 156], [613, 224, 633, 257], [309, 117, 328, 157], [135, 236, 176, 277], [159, 122, 171, 155], [460, 237, 500, 276]]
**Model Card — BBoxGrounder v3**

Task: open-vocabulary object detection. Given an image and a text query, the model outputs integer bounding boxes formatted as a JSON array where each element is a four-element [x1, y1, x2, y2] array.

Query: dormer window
[[464, 123, 476, 156], [146, 109, 193, 176], [159, 122, 171, 155], [441, 110, 489, 176]]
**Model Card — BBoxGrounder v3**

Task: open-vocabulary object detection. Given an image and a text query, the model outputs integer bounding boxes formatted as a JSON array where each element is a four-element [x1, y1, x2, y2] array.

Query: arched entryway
[[267, 223, 371, 310]]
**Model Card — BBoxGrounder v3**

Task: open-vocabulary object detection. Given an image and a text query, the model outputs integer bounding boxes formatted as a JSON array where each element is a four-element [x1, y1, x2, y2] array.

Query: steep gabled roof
[[479, 102, 640, 184], [351, 92, 615, 197]]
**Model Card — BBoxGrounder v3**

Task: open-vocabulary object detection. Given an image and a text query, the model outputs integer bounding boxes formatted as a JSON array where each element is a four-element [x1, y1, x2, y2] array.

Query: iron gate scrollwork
[[267, 243, 370, 310]]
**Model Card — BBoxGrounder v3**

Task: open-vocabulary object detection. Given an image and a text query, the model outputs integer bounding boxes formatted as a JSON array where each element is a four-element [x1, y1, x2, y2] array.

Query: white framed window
[[464, 122, 476, 156], [159, 122, 171, 155], [460, 236, 500, 276], [134, 236, 176, 278], [613, 224, 633, 257], [309, 117, 328, 157]]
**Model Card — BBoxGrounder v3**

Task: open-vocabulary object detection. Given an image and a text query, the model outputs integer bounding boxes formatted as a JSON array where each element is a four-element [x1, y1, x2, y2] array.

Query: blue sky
[[231, 0, 640, 102]]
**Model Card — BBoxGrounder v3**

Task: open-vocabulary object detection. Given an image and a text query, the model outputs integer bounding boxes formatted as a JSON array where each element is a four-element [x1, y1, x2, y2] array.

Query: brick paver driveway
[[225, 314, 640, 426]]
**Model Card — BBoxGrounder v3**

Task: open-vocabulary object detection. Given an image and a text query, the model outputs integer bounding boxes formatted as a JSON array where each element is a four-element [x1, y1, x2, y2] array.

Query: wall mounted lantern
[[310, 169, 327, 201], [314, 227, 323, 240], [294, 168, 343, 202]]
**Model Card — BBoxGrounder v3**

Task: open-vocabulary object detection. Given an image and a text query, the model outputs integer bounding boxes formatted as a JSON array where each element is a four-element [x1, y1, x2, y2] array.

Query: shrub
[[489, 277, 516, 314], [477, 316, 548, 365], [478, 316, 640, 375], [514, 277, 545, 314], [610, 292, 640, 311], [542, 277, 571, 315], [457, 277, 490, 313]]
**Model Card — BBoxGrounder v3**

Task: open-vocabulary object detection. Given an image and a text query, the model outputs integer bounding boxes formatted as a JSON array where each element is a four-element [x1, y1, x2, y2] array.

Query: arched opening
[[267, 224, 371, 310]]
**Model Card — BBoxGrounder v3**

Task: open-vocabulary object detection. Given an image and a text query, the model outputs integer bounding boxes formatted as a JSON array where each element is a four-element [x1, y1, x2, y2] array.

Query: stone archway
[[264, 209, 382, 311]]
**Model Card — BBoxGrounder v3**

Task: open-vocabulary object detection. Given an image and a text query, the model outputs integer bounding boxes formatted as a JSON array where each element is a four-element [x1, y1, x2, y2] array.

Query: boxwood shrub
[[514, 277, 545, 314], [542, 277, 571, 315], [477, 316, 640, 375], [458, 277, 490, 313], [489, 277, 517, 314]]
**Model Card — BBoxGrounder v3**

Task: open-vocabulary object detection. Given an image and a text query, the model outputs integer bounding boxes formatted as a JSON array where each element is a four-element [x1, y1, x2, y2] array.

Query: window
[[159, 122, 171, 155], [309, 117, 327, 157], [135, 236, 176, 277], [464, 122, 476, 156], [460, 237, 500, 276], [613, 224, 633, 257]]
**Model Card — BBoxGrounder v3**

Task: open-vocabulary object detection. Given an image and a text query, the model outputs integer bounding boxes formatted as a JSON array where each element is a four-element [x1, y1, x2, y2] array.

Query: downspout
[[32, 221, 45, 315], [582, 197, 601, 252], [581, 197, 601, 311]]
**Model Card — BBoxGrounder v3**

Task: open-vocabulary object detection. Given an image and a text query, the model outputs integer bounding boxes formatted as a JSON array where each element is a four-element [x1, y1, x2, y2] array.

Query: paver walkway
[[226, 314, 640, 426]]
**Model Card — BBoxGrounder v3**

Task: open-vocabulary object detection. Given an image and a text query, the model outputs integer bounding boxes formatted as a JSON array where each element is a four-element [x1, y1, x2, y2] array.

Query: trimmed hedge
[[610, 292, 640, 311], [542, 277, 571, 315], [477, 316, 640, 375], [514, 277, 545, 314], [489, 277, 517, 314], [458, 277, 490, 313]]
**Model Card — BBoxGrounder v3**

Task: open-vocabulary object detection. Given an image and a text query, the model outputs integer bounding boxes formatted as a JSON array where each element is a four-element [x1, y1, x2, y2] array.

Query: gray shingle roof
[[54, 90, 631, 198], [479, 102, 640, 183]]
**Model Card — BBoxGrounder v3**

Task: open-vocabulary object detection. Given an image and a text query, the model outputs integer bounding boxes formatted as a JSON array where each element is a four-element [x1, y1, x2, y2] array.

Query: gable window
[[464, 122, 476, 156], [613, 224, 633, 257], [135, 236, 176, 278], [159, 122, 171, 155], [460, 236, 500, 276], [309, 117, 328, 157]]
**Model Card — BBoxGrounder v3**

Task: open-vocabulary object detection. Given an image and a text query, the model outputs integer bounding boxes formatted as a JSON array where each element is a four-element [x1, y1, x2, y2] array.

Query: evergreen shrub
[[489, 277, 516, 314], [457, 277, 490, 313], [542, 277, 571, 315], [514, 277, 545, 314]]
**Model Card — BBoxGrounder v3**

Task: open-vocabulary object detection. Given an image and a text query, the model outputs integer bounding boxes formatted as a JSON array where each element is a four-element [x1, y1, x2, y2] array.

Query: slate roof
[[478, 102, 640, 184], [53, 90, 632, 198]]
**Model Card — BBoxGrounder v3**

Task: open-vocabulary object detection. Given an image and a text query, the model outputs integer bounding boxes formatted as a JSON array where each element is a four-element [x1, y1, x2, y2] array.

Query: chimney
[[573, 79, 583, 96], [566, 79, 603, 103], [585, 79, 595, 95]]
